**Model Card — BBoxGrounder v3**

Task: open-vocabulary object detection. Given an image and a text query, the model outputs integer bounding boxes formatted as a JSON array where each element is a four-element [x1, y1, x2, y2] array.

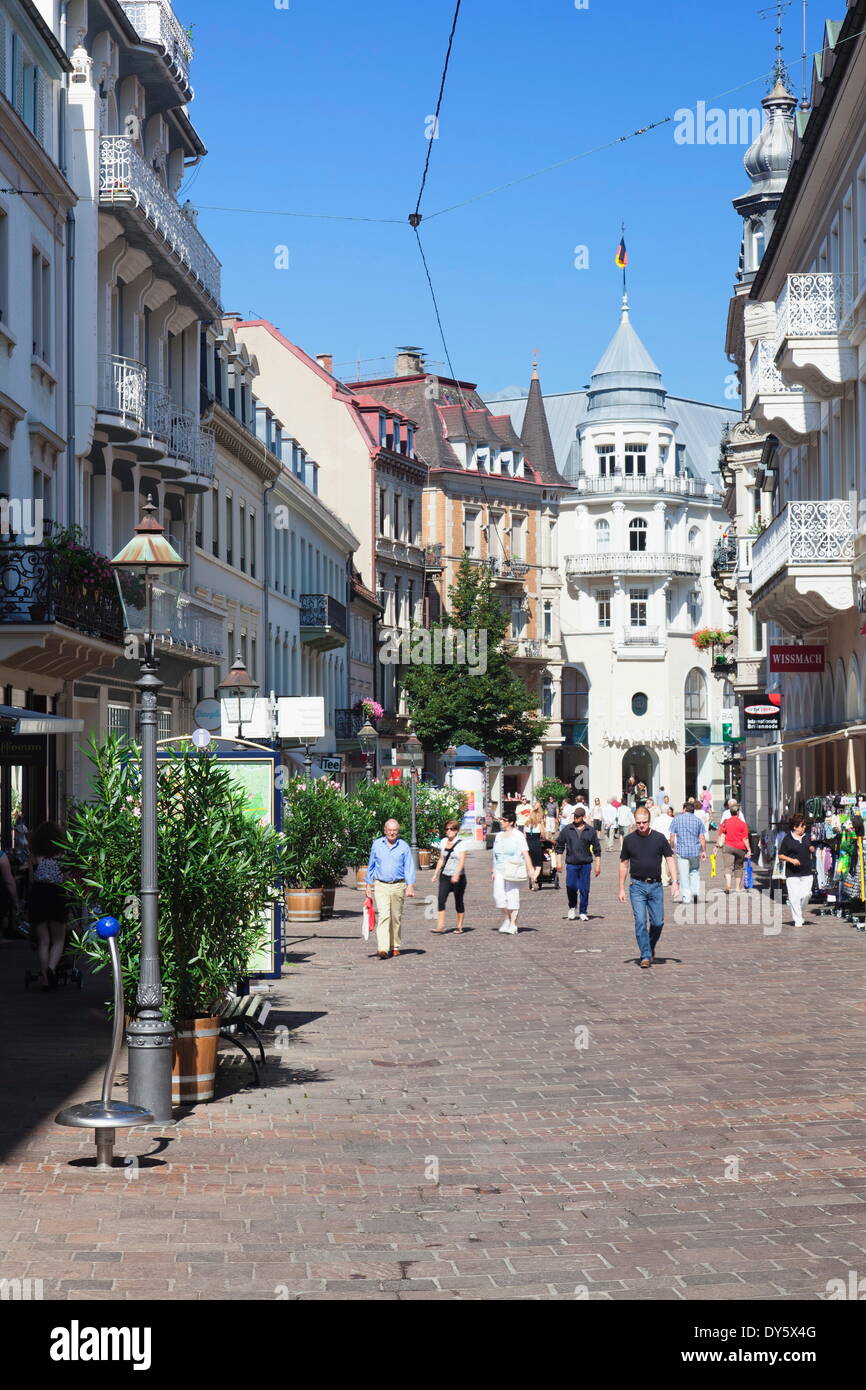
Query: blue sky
[[180, 0, 824, 404]]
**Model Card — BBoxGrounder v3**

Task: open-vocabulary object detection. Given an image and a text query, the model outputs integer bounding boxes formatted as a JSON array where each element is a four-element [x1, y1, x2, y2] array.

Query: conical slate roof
[[520, 361, 567, 485], [582, 295, 674, 425]]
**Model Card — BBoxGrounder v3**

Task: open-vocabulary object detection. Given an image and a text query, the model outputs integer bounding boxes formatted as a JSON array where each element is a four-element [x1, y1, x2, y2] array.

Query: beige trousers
[[373, 881, 407, 953]]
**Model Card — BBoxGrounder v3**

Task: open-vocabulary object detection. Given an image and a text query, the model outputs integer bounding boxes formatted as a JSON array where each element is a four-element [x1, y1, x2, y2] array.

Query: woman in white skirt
[[491, 811, 539, 933]]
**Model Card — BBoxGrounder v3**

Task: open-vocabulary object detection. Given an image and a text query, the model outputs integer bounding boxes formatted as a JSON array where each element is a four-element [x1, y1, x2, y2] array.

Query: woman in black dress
[[28, 821, 68, 990]]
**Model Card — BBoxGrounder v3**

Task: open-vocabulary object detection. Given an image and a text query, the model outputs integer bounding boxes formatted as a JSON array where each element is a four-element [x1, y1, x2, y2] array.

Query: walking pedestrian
[[365, 818, 416, 959], [559, 793, 577, 829], [700, 785, 713, 817], [602, 797, 618, 850], [616, 799, 635, 838], [777, 812, 815, 927], [591, 797, 603, 833], [491, 811, 539, 933], [544, 795, 559, 838], [717, 801, 751, 893], [556, 804, 601, 920], [28, 821, 69, 990], [626, 774, 636, 806], [670, 802, 707, 904], [618, 806, 679, 967], [525, 805, 546, 890], [431, 818, 468, 934]]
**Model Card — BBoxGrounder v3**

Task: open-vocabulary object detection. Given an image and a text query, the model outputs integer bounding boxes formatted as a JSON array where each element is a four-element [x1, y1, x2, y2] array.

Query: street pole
[[410, 766, 419, 869], [303, 743, 312, 778], [125, 636, 174, 1122]]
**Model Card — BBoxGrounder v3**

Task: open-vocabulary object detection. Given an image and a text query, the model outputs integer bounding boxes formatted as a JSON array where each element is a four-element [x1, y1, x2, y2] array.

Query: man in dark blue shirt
[[366, 819, 416, 959], [618, 806, 678, 967]]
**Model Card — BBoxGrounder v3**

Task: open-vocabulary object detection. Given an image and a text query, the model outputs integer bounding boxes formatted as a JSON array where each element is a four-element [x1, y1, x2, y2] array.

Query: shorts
[[493, 875, 522, 911], [723, 846, 747, 866], [437, 874, 466, 913]]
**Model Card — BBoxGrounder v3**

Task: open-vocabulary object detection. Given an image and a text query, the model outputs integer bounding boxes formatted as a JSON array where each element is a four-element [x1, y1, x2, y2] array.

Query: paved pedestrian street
[[3, 851, 866, 1302]]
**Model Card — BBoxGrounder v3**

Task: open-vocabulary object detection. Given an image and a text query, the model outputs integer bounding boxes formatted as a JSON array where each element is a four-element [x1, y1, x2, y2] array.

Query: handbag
[[362, 896, 376, 941], [744, 858, 753, 889]]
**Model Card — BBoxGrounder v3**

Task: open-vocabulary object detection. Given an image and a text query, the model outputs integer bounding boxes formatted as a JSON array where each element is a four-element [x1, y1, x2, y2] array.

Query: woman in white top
[[430, 818, 468, 934], [491, 811, 539, 934]]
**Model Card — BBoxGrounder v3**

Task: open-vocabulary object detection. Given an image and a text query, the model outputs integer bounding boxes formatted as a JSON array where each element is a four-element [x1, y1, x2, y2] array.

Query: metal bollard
[[56, 916, 154, 1169]]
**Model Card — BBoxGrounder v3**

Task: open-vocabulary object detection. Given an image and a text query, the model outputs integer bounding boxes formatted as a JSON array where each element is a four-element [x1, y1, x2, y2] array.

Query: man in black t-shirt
[[556, 805, 601, 921], [619, 806, 679, 967]]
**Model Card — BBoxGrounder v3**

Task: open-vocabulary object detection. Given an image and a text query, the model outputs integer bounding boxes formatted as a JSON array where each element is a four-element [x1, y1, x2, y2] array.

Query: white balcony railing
[[99, 136, 221, 304], [98, 353, 146, 426], [750, 499, 854, 593], [565, 551, 700, 577], [774, 273, 855, 351], [576, 475, 713, 498], [618, 627, 662, 646], [119, 1, 193, 88], [748, 338, 803, 400]]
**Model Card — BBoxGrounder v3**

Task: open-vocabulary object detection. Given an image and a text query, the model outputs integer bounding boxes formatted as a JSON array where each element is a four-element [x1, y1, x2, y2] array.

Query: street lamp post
[[111, 499, 187, 1123], [443, 744, 457, 788], [216, 655, 259, 742], [358, 719, 377, 783], [406, 733, 422, 869]]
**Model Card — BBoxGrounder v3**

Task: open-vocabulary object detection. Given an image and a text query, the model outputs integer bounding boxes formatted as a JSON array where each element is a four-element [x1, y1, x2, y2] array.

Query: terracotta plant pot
[[418, 849, 432, 869], [172, 1015, 220, 1104], [320, 886, 336, 919], [284, 887, 324, 922]]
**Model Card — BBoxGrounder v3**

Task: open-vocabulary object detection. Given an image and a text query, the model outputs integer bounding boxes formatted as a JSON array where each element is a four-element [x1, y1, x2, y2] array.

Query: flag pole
[[621, 221, 627, 295]]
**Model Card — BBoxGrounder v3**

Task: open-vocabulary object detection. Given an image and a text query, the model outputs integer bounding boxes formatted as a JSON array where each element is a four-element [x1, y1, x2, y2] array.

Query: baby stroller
[[535, 839, 561, 890]]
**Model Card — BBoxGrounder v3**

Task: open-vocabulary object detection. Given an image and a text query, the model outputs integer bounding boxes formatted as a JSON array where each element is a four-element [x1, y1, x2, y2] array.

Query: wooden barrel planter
[[172, 1016, 220, 1104], [418, 849, 432, 869], [320, 886, 336, 919], [355, 865, 368, 887], [284, 887, 324, 922]]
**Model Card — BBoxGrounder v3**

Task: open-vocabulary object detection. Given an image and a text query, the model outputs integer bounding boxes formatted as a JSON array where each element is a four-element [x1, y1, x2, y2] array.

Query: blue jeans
[[566, 862, 592, 913], [676, 855, 701, 903], [629, 879, 664, 961]]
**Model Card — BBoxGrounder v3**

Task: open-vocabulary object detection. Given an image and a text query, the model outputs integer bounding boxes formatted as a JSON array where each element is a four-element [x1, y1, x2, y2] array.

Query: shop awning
[[745, 723, 866, 758], [0, 705, 84, 735]]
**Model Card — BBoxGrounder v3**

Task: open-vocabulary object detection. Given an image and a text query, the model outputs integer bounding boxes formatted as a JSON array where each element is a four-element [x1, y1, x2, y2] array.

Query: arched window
[[595, 518, 610, 552], [628, 517, 648, 552], [684, 668, 708, 721], [688, 525, 701, 551]]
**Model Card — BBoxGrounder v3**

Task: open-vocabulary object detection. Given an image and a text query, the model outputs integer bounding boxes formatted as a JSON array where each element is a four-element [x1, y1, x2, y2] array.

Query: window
[[595, 518, 610, 552], [239, 500, 246, 572], [629, 587, 648, 627], [624, 444, 647, 477], [107, 704, 131, 739], [511, 516, 525, 559], [212, 484, 219, 557], [665, 588, 672, 625], [225, 492, 233, 566], [0, 207, 8, 322], [543, 599, 553, 641], [407, 579, 415, 626], [688, 587, 701, 626], [510, 597, 526, 638], [753, 614, 763, 651], [227, 626, 234, 661], [393, 578, 401, 628], [688, 525, 701, 551], [31, 249, 50, 362], [463, 509, 479, 555], [542, 676, 553, 719], [195, 495, 203, 550], [596, 444, 615, 477], [251, 636, 257, 680], [157, 709, 171, 741], [407, 498, 415, 544], [685, 668, 708, 721], [378, 487, 386, 536], [393, 493, 400, 540], [632, 692, 648, 716], [628, 517, 648, 552], [596, 589, 611, 629], [249, 510, 256, 579]]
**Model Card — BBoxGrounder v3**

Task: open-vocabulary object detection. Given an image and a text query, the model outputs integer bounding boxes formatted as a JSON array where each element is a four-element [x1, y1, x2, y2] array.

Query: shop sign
[[769, 645, 825, 673], [742, 695, 782, 734], [0, 735, 47, 765]]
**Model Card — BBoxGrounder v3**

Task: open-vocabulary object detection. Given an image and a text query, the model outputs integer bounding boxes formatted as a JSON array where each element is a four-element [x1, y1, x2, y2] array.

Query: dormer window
[[406, 426, 415, 458], [379, 415, 388, 448]]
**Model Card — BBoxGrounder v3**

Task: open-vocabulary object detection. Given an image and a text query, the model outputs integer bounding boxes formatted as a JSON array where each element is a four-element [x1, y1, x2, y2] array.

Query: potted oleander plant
[[281, 775, 350, 921], [66, 736, 285, 1105]]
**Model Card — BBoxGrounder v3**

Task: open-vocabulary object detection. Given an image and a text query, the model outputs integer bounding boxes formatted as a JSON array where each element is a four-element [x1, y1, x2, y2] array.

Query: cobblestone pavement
[[2, 843, 866, 1301]]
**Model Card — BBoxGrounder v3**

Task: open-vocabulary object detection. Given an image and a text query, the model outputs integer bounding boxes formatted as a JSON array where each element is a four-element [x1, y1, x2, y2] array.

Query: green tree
[[401, 555, 548, 763]]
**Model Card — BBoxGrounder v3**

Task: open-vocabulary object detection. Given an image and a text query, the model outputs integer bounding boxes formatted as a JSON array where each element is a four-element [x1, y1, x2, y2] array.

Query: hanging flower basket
[[353, 698, 384, 723], [693, 628, 734, 651]]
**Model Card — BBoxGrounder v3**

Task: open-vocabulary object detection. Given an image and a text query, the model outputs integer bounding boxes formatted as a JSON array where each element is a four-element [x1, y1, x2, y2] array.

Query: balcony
[[96, 354, 147, 442], [119, 2, 193, 91], [335, 708, 363, 742], [747, 338, 819, 444], [614, 626, 666, 660], [99, 136, 221, 307], [0, 546, 124, 677], [144, 385, 214, 486], [774, 273, 856, 398], [712, 536, 739, 573], [506, 637, 544, 663], [576, 474, 715, 500], [424, 545, 444, 571], [299, 593, 348, 651], [750, 499, 855, 633], [491, 558, 530, 584], [565, 551, 700, 578], [158, 595, 223, 664]]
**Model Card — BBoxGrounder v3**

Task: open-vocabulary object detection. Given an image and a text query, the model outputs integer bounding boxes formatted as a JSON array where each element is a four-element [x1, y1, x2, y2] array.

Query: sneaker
[[578, 913, 589, 921], [498, 923, 517, 934], [566, 908, 576, 920]]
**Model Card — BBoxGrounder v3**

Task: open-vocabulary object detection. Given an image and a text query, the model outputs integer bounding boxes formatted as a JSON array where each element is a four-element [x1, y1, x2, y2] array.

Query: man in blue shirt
[[669, 803, 706, 905], [366, 818, 416, 958]]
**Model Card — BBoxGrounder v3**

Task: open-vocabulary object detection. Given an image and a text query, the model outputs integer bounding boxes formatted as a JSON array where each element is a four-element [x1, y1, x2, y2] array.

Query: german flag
[[615, 237, 628, 269]]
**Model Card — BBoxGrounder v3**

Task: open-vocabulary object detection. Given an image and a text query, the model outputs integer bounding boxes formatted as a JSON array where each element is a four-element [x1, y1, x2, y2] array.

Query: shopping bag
[[362, 896, 376, 941], [709, 853, 716, 878], [744, 858, 753, 889]]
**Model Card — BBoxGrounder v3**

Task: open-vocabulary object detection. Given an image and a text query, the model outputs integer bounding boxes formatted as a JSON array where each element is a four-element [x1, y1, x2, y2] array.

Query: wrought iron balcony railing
[[712, 536, 739, 572], [335, 708, 364, 741], [99, 136, 221, 303], [99, 353, 147, 428], [0, 546, 124, 645], [424, 545, 444, 570], [299, 593, 348, 637], [774, 272, 855, 350], [145, 385, 213, 476], [750, 499, 854, 594], [119, 1, 193, 89]]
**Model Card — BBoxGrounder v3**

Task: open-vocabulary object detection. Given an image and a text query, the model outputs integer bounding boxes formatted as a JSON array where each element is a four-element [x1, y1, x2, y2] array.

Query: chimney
[[395, 345, 425, 376], [222, 313, 242, 324], [317, 353, 333, 374]]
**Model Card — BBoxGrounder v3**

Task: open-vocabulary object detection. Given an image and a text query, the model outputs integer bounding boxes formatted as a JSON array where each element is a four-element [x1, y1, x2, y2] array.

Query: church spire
[[521, 357, 558, 482]]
